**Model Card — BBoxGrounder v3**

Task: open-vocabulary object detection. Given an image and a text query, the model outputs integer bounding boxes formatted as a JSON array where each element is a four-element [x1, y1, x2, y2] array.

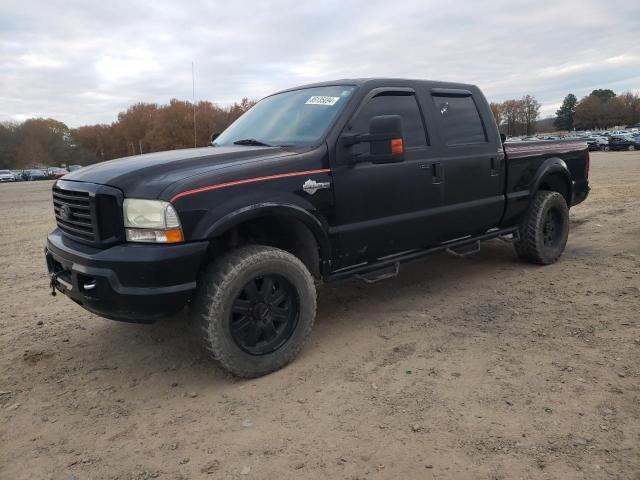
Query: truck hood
[[63, 146, 297, 198]]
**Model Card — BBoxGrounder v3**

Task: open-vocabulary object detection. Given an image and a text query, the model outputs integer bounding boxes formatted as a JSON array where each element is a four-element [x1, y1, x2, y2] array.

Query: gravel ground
[[0, 151, 638, 480]]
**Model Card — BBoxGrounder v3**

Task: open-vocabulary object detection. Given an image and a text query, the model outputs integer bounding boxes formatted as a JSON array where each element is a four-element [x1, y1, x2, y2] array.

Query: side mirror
[[341, 115, 405, 164], [210, 132, 221, 144]]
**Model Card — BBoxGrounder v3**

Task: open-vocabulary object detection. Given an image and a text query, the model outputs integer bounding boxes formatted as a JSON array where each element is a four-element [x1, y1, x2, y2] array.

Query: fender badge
[[303, 179, 330, 195]]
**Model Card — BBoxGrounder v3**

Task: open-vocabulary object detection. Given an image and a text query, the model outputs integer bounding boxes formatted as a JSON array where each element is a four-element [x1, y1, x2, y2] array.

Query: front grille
[[53, 186, 97, 243]]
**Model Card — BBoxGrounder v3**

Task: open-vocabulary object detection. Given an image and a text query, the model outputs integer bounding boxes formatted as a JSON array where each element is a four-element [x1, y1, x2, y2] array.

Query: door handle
[[432, 162, 443, 184]]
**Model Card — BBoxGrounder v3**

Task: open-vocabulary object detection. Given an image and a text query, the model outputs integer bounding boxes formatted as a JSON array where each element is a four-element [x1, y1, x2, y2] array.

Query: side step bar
[[328, 227, 519, 282], [446, 241, 480, 257], [355, 262, 400, 284]]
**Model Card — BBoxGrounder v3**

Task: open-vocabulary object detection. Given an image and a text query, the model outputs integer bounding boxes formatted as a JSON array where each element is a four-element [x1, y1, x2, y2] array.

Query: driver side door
[[329, 88, 442, 270]]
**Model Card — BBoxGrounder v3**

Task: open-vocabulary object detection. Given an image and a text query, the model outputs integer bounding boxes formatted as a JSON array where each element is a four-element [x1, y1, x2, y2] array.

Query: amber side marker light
[[391, 138, 404, 155], [165, 228, 184, 243]]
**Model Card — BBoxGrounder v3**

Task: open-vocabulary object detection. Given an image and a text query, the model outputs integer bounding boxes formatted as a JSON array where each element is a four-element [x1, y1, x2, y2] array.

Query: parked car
[[0, 170, 16, 182], [22, 169, 49, 181], [47, 167, 68, 180], [45, 78, 590, 378], [609, 130, 628, 137], [587, 136, 609, 151], [608, 136, 638, 151]]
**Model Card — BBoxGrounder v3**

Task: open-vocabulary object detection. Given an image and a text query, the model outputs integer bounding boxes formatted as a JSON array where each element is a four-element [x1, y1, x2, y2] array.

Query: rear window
[[432, 95, 486, 146]]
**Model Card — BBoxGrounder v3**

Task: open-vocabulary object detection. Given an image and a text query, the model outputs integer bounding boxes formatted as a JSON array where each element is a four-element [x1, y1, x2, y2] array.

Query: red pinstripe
[[169, 168, 331, 203]]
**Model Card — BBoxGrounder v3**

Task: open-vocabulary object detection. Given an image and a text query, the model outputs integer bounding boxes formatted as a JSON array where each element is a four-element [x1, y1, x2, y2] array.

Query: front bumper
[[45, 229, 208, 322]]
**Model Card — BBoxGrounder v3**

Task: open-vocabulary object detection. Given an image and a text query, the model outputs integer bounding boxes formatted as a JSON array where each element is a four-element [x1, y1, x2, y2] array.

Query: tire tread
[[190, 245, 316, 378], [514, 190, 569, 265]]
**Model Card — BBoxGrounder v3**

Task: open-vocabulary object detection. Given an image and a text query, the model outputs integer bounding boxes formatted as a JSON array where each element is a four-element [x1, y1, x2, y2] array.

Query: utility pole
[[192, 61, 197, 148]]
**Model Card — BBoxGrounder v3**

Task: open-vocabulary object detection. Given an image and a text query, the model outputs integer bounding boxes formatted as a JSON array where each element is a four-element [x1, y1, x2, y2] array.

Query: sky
[[1, 0, 639, 127]]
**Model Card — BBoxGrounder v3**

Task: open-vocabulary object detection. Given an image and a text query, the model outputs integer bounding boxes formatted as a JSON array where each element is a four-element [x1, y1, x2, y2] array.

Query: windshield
[[0, 170, 10, 174], [214, 85, 355, 147]]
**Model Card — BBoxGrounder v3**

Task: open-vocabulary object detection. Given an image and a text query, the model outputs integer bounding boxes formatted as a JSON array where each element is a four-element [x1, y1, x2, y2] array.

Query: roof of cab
[[272, 78, 479, 96]]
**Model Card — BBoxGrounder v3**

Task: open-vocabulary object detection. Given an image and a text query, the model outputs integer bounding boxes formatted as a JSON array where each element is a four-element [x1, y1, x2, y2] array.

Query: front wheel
[[629, 145, 636, 151], [514, 191, 569, 265], [190, 245, 316, 378]]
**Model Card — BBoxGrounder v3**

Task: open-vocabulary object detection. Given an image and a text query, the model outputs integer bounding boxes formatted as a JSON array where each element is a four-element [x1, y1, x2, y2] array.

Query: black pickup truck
[[45, 78, 589, 377]]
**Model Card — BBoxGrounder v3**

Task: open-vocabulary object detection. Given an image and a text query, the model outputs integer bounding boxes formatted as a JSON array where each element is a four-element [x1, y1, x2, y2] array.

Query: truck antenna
[[192, 61, 197, 148]]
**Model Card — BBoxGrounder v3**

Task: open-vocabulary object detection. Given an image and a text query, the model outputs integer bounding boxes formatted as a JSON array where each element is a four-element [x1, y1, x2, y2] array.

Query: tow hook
[[49, 272, 59, 296]]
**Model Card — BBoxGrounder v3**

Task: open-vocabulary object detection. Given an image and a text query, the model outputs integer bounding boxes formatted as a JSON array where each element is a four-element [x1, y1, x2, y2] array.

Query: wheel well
[[207, 216, 322, 278], [539, 173, 571, 206]]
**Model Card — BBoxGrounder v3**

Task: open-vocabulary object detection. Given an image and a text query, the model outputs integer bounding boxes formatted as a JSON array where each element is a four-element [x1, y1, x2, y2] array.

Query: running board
[[446, 241, 480, 257], [328, 227, 519, 282], [355, 262, 400, 284]]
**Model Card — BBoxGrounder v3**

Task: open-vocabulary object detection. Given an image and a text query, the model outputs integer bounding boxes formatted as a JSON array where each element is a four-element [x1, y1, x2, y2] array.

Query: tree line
[[553, 89, 640, 131], [0, 98, 255, 170], [490, 95, 541, 137], [3, 87, 639, 170]]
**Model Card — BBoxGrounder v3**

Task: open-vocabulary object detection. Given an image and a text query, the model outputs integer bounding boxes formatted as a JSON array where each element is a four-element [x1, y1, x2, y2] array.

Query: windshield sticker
[[306, 96, 340, 106]]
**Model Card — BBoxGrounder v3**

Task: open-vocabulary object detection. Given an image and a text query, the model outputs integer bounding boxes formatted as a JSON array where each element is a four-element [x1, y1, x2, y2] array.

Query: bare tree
[[521, 95, 541, 135], [490, 102, 503, 131]]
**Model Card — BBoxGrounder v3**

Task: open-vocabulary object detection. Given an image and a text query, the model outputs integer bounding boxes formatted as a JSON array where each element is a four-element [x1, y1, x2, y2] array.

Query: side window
[[432, 95, 486, 146], [349, 93, 428, 149]]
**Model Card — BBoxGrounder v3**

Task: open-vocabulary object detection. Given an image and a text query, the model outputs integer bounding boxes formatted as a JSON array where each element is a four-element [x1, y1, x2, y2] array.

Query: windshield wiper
[[233, 138, 272, 147]]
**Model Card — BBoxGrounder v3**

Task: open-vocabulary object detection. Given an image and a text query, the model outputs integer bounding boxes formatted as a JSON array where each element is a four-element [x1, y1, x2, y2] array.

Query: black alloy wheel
[[230, 274, 299, 355], [514, 190, 569, 265], [191, 245, 317, 378], [542, 208, 562, 248]]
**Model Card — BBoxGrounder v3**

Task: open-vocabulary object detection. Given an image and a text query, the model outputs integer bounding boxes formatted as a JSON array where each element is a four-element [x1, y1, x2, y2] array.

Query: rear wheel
[[514, 191, 569, 265], [190, 245, 316, 378], [629, 145, 635, 151]]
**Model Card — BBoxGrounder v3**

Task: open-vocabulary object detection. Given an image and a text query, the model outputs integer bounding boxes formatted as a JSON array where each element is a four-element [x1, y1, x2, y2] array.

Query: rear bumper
[[572, 180, 590, 206], [45, 229, 208, 322]]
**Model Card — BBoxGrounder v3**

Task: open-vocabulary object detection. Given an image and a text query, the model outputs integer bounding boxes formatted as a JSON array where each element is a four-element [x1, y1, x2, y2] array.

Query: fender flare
[[204, 202, 332, 264], [531, 157, 573, 205]]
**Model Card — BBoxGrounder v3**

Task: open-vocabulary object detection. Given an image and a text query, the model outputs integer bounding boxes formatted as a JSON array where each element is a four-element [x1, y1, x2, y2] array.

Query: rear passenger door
[[426, 89, 504, 240]]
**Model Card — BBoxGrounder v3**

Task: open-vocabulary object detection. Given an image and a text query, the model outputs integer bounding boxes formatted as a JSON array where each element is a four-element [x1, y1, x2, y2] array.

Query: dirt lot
[[0, 151, 638, 480]]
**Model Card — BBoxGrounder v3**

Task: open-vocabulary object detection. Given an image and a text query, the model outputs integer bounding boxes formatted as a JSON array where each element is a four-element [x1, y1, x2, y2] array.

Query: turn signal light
[[165, 228, 184, 243], [125, 227, 184, 243], [391, 138, 404, 155]]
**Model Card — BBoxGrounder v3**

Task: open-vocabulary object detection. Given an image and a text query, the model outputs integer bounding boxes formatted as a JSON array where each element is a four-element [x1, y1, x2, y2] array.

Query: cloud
[[1, 0, 639, 126]]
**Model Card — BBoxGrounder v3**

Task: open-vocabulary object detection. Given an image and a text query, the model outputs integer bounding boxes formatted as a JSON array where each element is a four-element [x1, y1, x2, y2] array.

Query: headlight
[[123, 199, 183, 243]]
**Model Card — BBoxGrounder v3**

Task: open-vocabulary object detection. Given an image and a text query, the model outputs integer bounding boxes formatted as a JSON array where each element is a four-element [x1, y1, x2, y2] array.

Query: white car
[[0, 170, 16, 182]]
